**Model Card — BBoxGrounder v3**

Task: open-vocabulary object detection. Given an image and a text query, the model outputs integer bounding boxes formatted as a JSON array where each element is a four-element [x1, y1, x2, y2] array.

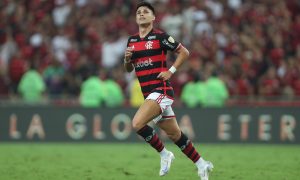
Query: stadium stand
[[0, 0, 299, 106]]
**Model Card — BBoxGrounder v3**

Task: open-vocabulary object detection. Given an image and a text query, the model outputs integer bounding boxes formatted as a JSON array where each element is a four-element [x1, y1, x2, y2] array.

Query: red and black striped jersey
[[127, 28, 182, 99]]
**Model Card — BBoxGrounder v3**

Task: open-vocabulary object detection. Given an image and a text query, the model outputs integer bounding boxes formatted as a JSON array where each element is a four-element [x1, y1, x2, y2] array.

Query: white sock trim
[[195, 157, 205, 167], [159, 148, 169, 157]]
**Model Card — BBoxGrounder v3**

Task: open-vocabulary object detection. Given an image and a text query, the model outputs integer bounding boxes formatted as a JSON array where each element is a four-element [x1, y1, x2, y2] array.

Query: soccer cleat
[[198, 161, 213, 180], [159, 151, 175, 176]]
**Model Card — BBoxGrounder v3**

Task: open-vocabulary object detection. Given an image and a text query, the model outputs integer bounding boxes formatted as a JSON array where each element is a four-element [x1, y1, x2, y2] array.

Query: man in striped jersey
[[123, 2, 213, 180]]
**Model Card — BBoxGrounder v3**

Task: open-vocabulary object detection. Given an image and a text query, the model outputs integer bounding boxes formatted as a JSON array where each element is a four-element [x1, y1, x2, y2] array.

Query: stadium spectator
[[8, 52, 27, 94], [0, 70, 9, 96], [0, 29, 17, 73], [43, 58, 65, 96], [79, 68, 104, 107], [129, 78, 144, 108], [202, 71, 229, 107], [180, 78, 206, 108], [102, 78, 124, 107], [101, 31, 127, 69], [18, 63, 46, 103], [52, 0, 72, 27], [258, 66, 281, 97], [123, 2, 213, 179], [51, 28, 71, 63], [160, 2, 184, 40]]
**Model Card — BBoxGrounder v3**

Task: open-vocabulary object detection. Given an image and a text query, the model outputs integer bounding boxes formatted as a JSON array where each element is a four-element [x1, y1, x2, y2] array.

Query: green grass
[[0, 143, 299, 180]]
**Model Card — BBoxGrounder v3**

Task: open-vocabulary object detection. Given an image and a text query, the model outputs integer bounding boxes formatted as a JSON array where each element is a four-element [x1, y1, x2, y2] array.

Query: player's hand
[[157, 71, 173, 81], [124, 47, 134, 63]]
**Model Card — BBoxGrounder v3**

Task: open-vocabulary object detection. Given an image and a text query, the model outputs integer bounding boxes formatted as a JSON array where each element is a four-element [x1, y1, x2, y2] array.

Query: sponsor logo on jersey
[[145, 41, 153, 49], [135, 58, 153, 68], [162, 39, 175, 49], [148, 35, 156, 40], [168, 36, 175, 43], [130, 38, 138, 42]]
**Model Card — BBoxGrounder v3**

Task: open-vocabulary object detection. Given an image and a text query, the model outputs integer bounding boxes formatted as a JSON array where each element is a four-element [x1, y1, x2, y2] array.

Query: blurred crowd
[[0, 0, 300, 107]]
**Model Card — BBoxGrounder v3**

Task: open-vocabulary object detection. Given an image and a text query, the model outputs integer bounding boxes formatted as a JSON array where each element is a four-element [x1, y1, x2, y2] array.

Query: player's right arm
[[124, 47, 134, 72]]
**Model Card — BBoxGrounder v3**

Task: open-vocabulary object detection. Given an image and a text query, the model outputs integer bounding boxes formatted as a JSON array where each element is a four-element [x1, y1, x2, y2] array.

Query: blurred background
[[0, 2, 299, 179], [0, 0, 300, 108]]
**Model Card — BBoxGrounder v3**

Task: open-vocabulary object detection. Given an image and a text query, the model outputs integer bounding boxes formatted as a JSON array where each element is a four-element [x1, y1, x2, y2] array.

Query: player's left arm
[[157, 44, 189, 81], [170, 45, 190, 72]]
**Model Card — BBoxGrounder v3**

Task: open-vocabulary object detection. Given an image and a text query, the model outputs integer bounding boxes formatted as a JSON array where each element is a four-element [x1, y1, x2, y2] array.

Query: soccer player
[[123, 1, 213, 180]]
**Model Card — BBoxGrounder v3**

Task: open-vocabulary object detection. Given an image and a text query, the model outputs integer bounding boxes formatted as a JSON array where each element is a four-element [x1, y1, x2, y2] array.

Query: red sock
[[175, 132, 200, 163], [137, 125, 164, 152]]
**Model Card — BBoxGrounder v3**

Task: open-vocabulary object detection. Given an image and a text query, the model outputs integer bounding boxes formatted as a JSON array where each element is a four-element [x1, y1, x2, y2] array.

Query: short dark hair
[[136, 1, 155, 15]]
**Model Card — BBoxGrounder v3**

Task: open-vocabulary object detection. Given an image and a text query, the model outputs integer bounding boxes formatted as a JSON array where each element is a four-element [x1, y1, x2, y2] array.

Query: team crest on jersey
[[168, 36, 175, 43], [148, 35, 156, 40], [145, 41, 153, 49]]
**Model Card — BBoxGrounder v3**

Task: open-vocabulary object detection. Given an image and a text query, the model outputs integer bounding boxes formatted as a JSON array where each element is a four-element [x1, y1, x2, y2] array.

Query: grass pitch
[[0, 143, 299, 180]]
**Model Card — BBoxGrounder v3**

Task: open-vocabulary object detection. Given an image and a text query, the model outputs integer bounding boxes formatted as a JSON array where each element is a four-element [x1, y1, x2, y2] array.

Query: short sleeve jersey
[[127, 29, 182, 99]]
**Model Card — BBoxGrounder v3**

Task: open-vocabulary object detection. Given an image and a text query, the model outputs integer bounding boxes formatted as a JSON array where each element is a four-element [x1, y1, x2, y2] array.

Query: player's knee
[[132, 118, 144, 131], [166, 130, 181, 142]]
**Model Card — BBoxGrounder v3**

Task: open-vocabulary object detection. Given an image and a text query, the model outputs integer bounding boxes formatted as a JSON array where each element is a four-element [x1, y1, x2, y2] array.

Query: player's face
[[136, 6, 155, 25]]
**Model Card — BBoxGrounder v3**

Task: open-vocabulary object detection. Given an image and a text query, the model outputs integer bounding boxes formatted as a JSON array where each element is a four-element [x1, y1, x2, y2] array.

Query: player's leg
[[157, 117, 201, 162], [132, 99, 161, 131], [132, 99, 165, 153], [157, 112, 213, 180], [133, 93, 175, 176]]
